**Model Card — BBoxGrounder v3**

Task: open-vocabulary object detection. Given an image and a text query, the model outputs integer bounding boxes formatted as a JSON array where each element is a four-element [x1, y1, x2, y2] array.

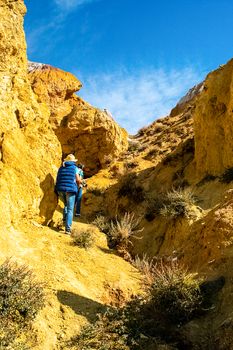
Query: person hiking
[[75, 164, 85, 217], [55, 154, 82, 234]]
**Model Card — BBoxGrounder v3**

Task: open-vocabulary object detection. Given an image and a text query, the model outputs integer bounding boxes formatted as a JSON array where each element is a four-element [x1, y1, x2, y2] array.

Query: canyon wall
[[0, 0, 61, 227], [0, 0, 128, 228], [193, 60, 233, 179]]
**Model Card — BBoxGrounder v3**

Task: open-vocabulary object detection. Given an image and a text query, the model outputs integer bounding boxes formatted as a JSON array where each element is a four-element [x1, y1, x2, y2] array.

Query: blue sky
[[24, 0, 233, 133]]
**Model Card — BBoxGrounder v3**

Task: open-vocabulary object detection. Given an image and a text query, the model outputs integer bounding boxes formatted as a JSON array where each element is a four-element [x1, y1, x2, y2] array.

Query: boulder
[[28, 63, 128, 174]]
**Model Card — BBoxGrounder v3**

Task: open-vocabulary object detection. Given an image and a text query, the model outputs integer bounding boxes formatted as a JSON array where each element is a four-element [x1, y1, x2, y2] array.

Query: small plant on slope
[[133, 254, 156, 286], [109, 213, 143, 246], [72, 229, 94, 249], [0, 259, 44, 349], [92, 214, 110, 234], [149, 259, 202, 325], [160, 188, 197, 219]]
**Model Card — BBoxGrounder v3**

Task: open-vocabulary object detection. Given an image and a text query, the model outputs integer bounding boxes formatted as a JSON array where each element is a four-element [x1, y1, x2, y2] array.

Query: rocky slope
[[82, 58, 233, 348]]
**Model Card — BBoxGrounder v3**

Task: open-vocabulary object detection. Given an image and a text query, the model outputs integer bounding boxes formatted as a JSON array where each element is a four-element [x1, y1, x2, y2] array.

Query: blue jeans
[[75, 187, 83, 215], [58, 192, 76, 232]]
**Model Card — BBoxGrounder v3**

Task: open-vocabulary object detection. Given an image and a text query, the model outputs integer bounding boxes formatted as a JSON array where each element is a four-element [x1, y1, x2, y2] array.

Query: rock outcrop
[[28, 63, 128, 175], [193, 60, 233, 179], [0, 0, 61, 228], [0, 0, 128, 229]]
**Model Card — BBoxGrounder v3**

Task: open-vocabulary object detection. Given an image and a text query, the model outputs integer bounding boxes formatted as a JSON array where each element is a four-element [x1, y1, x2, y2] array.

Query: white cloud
[[77, 67, 203, 134], [26, 0, 99, 55], [54, 0, 97, 11], [26, 21, 60, 56]]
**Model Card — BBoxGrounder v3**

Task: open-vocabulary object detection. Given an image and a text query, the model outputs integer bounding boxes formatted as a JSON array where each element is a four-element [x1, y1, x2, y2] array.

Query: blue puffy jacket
[[55, 161, 78, 193]]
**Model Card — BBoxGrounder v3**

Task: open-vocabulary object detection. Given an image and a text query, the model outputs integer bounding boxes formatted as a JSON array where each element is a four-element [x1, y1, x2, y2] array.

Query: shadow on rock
[[57, 290, 108, 323], [97, 246, 118, 255], [39, 173, 58, 224]]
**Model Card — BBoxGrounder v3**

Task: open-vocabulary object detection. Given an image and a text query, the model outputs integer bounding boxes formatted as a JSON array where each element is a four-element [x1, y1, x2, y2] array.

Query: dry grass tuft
[[160, 188, 197, 219], [109, 212, 143, 246], [92, 214, 110, 234], [133, 254, 156, 286], [72, 229, 95, 249]]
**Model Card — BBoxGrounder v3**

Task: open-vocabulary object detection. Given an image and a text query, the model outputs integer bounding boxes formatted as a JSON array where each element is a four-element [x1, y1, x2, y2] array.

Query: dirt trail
[[0, 219, 141, 349]]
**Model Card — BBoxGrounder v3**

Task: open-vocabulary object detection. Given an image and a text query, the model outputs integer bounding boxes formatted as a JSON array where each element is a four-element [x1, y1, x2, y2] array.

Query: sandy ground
[[0, 218, 142, 349]]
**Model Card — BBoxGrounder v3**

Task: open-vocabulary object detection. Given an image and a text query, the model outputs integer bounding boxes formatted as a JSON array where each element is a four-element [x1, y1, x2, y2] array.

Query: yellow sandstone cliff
[[0, 0, 61, 229], [28, 62, 128, 175], [193, 61, 233, 179]]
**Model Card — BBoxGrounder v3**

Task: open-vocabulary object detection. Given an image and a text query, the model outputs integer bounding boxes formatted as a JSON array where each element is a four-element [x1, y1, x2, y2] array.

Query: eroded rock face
[[28, 63, 128, 174], [0, 0, 61, 227], [193, 59, 233, 179]]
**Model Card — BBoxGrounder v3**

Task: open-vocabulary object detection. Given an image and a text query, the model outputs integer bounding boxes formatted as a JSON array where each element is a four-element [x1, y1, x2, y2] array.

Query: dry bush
[[136, 126, 148, 137], [92, 215, 110, 234], [118, 173, 145, 202], [0, 259, 44, 349], [133, 254, 156, 286], [68, 258, 220, 350], [150, 260, 202, 325], [160, 188, 197, 219], [109, 212, 143, 247], [70, 308, 131, 350], [67, 305, 176, 350], [72, 229, 94, 249]]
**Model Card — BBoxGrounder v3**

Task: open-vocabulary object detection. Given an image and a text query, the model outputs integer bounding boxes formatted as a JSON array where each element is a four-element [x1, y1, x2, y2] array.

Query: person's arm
[[76, 173, 82, 187]]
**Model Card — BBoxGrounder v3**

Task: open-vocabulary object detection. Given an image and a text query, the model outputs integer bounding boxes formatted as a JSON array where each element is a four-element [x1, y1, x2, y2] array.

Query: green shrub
[[68, 258, 219, 350], [0, 259, 44, 349], [160, 188, 196, 219], [73, 229, 94, 249], [128, 141, 141, 152]]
